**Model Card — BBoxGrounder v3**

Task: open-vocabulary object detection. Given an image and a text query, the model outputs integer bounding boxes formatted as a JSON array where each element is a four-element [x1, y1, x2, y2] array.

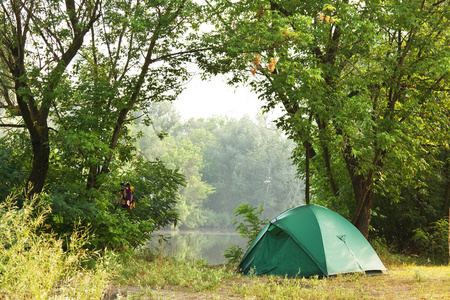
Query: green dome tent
[[238, 204, 387, 278]]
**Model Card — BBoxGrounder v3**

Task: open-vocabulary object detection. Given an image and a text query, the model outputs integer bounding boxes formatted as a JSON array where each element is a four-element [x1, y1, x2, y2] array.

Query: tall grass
[[114, 248, 237, 292], [0, 195, 111, 299]]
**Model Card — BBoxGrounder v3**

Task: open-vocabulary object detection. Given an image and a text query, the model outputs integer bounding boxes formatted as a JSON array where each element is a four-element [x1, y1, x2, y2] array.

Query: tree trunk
[[353, 189, 373, 239], [304, 141, 311, 205], [442, 159, 450, 218], [27, 127, 50, 196], [15, 78, 51, 197], [343, 141, 374, 239]]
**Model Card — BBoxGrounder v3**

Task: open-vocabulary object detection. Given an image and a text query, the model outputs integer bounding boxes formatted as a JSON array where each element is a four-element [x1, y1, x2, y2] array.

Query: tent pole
[[338, 235, 365, 274]]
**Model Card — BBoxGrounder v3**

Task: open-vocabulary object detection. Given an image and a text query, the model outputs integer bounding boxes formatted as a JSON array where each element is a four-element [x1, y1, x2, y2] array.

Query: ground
[[103, 265, 450, 299]]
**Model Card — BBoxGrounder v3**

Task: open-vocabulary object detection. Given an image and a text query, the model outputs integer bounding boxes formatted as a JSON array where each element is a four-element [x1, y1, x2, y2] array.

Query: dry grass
[[110, 253, 450, 299], [0, 195, 111, 299]]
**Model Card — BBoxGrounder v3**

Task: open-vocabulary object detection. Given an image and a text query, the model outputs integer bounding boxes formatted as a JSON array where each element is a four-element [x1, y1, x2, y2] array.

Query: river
[[148, 230, 249, 265]]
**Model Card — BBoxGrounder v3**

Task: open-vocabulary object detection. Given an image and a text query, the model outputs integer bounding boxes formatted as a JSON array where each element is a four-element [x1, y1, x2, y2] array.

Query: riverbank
[[148, 229, 248, 265], [107, 252, 450, 299]]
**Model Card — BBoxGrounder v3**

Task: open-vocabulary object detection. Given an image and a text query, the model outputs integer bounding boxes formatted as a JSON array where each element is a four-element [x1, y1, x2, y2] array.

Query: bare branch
[[0, 123, 25, 128]]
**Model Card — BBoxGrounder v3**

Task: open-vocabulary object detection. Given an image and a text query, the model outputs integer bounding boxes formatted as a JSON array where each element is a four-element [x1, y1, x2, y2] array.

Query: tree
[[0, 0, 101, 196], [200, 117, 302, 222], [1, 0, 207, 196], [199, 0, 450, 238], [160, 136, 215, 228], [1, 0, 209, 250], [135, 106, 303, 228], [68, 0, 207, 191], [136, 104, 215, 228]]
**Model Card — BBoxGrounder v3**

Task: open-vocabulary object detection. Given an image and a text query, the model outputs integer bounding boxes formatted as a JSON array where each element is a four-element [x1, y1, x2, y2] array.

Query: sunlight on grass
[[113, 245, 450, 299], [0, 195, 111, 299], [3, 192, 449, 300], [114, 248, 238, 292]]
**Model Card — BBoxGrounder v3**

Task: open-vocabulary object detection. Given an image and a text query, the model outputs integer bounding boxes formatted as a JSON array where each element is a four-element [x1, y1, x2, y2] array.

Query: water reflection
[[148, 230, 248, 265]]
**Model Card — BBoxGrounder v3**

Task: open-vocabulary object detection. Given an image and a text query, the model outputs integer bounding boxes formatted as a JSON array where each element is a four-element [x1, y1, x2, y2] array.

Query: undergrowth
[[0, 194, 111, 299], [114, 248, 238, 292]]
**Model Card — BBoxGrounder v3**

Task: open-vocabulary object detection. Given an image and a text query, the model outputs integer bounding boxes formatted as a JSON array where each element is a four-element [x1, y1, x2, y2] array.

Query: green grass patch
[[113, 249, 238, 292]]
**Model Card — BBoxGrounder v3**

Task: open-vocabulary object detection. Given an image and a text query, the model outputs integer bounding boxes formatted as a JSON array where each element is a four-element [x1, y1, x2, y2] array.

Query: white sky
[[174, 74, 283, 121]]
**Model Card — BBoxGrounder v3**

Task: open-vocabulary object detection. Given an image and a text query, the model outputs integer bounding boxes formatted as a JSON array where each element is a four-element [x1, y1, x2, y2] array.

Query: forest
[[135, 103, 303, 229], [1, 0, 449, 266]]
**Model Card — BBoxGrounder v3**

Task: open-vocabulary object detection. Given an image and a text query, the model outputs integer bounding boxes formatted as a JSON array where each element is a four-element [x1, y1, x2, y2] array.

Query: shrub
[[224, 203, 268, 265], [0, 194, 111, 299], [412, 218, 449, 264], [47, 158, 186, 251]]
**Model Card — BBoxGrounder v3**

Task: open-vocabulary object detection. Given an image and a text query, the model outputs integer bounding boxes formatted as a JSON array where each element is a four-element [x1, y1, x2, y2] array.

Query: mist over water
[[148, 230, 248, 265]]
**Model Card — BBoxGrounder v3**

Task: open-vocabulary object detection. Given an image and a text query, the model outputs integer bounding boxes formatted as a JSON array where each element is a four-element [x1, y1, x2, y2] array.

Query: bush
[[412, 219, 449, 264], [0, 194, 111, 299], [47, 158, 186, 251], [224, 203, 268, 265]]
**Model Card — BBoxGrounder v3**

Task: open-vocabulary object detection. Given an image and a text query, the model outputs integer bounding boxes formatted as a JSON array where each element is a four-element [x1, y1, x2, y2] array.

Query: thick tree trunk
[[15, 78, 51, 197], [348, 171, 373, 239], [353, 190, 373, 239], [343, 141, 376, 239], [28, 127, 50, 196]]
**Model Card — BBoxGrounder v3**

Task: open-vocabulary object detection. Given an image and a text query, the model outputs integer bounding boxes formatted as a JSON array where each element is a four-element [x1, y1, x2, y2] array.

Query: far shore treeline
[[1, 0, 449, 264]]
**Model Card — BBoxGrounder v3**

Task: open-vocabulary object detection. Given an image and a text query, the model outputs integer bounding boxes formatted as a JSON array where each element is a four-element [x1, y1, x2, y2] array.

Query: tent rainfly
[[238, 204, 387, 278]]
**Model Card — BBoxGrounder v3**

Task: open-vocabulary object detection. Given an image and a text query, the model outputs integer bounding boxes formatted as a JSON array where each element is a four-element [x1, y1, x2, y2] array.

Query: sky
[[173, 74, 283, 121]]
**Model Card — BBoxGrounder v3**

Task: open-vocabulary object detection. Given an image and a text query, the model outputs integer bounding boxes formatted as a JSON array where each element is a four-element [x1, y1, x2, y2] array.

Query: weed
[[0, 194, 110, 299], [413, 268, 427, 283], [114, 250, 238, 292]]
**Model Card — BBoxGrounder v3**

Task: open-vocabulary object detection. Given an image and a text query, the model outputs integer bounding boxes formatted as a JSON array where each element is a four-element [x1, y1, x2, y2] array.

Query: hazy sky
[[174, 74, 283, 121]]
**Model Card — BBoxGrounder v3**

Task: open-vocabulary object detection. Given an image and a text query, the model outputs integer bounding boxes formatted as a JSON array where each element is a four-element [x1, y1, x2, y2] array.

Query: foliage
[[224, 244, 246, 265], [136, 104, 302, 229], [129, 158, 187, 230], [0, 134, 29, 201], [199, 117, 303, 223], [160, 137, 215, 228], [0, 0, 102, 195], [0, 194, 111, 299], [412, 219, 449, 265], [1, 0, 206, 252], [200, 0, 450, 239], [46, 157, 186, 250], [370, 145, 450, 259], [232, 203, 267, 246], [224, 202, 268, 265]]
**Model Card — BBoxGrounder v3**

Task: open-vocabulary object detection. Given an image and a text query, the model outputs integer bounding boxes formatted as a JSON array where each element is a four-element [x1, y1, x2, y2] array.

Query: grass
[[108, 248, 450, 299], [2, 196, 449, 299], [0, 195, 111, 299]]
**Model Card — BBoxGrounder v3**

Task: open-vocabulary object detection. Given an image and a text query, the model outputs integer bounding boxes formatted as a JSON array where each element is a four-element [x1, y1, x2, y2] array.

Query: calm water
[[148, 230, 248, 265]]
